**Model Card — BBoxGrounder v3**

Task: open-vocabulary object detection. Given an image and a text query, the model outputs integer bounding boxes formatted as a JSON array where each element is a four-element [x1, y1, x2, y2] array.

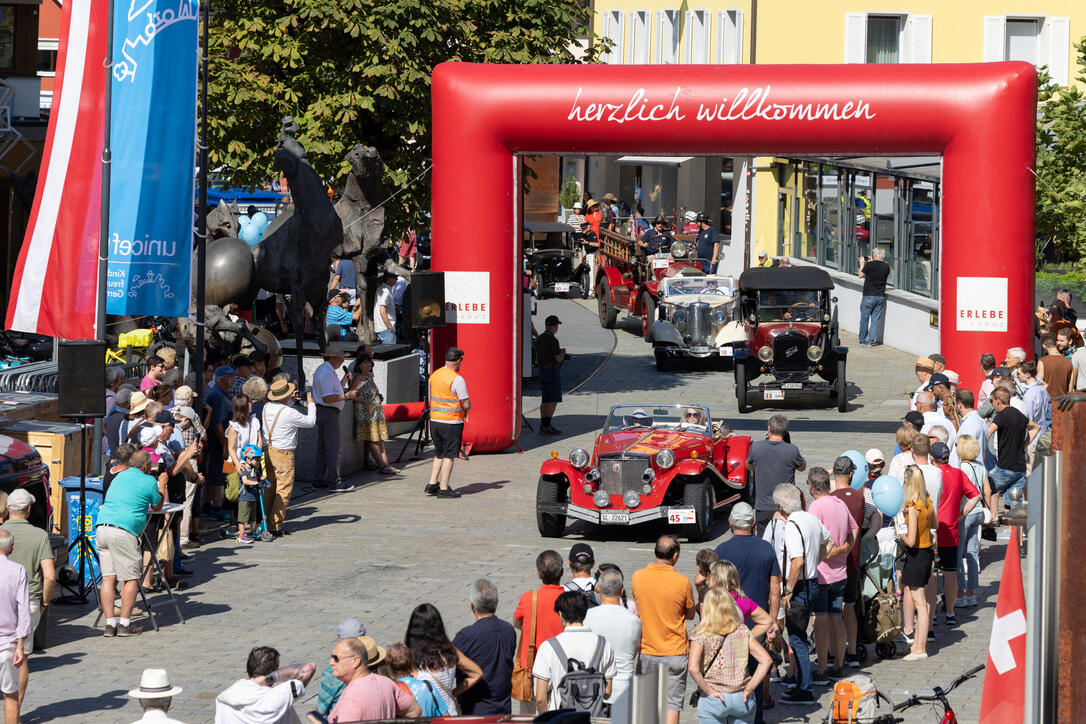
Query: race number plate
[[690, 345, 711, 354], [652, 258, 671, 270], [668, 507, 697, 524], [600, 511, 629, 524], [782, 382, 803, 390], [554, 282, 571, 293], [718, 346, 734, 357], [763, 390, 785, 401]]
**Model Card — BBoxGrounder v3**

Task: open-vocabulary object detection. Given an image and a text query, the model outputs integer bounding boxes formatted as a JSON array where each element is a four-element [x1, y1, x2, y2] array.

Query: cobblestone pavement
[[27, 297, 1000, 723]]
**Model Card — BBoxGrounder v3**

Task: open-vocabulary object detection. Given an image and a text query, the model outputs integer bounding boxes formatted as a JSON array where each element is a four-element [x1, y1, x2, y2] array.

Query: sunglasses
[[330, 653, 359, 663], [684, 413, 701, 419]]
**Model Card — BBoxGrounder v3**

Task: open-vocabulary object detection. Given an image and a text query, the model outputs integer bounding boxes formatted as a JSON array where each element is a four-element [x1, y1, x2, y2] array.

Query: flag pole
[[93, 0, 115, 476], [194, 0, 208, 412]]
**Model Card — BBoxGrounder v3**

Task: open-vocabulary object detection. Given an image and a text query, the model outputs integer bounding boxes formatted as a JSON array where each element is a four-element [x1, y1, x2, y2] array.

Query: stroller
[[858, 537, 903, 660]]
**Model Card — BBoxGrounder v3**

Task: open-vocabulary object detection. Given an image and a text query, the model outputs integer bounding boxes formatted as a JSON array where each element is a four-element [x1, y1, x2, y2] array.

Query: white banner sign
[[956, 276, 1008, 332], [445, 271, 490, 324]]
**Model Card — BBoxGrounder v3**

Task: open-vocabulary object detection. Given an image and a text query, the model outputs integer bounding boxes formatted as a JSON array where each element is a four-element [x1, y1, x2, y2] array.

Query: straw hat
[[357, 636, 387, 668], [267, 379, 296, 402], [128, 391, 150, 415]]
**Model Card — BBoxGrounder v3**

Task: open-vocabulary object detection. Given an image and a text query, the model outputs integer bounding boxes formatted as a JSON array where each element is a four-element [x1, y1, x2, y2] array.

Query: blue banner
[[105, 0, 198, 317]]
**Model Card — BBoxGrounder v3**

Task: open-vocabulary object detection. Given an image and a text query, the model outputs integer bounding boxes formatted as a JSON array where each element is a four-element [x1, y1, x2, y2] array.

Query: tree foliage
[[1035, 38, 1086, 265], [208, 0, 607, 235]]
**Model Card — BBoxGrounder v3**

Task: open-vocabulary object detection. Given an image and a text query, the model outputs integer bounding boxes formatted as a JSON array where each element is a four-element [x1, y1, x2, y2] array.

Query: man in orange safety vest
[[425, 347, 471, 498]]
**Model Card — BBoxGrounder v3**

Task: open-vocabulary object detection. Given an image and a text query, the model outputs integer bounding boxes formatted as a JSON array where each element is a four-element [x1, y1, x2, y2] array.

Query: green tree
[[1035, 38, 1086, 265], [208, 0, 607, 235]]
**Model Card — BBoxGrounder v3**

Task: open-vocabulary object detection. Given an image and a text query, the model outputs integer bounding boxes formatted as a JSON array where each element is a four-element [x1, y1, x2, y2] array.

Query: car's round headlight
[[670, 241, 688, 258], [673, 310, 687, 324], [593, 490, 610, 508], [758, 345, 773, 362], [656, 449, 675, 469], [624, 490, 641, 509], [711, 308, 727, 325], [807, 345, 823, 361], [569, 448, 589, 469]]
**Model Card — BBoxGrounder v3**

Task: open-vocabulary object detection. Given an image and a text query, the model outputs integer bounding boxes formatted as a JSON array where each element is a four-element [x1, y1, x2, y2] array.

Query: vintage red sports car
[[535, 404, 751, 542]]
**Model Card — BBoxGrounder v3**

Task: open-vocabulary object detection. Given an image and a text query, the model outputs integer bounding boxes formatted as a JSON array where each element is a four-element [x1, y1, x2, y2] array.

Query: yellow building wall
[[591, 1, 754, 65]]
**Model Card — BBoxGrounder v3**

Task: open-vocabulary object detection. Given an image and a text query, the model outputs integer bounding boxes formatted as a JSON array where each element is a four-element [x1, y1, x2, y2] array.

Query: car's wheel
[[580, 269, 591, 299], [735, 361, 749, 413], [536, 475, 568, 538], [683, 479, 714, 542], [836, 358, 847, 412], [597, 279, 617, 329], [743, 468, 756, 506], [641, 292, 655, 342], [532, 272, 544, 299]]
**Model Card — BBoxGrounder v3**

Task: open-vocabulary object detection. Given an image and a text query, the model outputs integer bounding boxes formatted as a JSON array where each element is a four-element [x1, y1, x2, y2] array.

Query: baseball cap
[[173, 406, 199, 425], [336, 618, 366, 639], [445, 347, 465, 362], [915, 356, 935, 370], [7, 488, 34, 510], [729, 502, 755, 527], [991, 366, 1011, 379], [757, 250, 768, 258], [328, 289, 343, 302], [930, 441, 951, 460], [833, 455, 856, 475], [214, 365, 238, 379], [154, 410, 174, 424], [927, 373, 950, 388], [865, 448, 885, 465], [115, 388, 133, 408], [903, 411, 924, 428], [569, 542, 594, 564], [545, 315, 562, 327], [173, 385, 194, 401]]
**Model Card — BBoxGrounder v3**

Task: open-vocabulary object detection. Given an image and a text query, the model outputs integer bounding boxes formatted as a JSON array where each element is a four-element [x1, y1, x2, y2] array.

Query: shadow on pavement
[[284, 514, 363, 533], [457, 480, 511, 495], [23, 689, 128, 723], [513, 415, 608, 452]]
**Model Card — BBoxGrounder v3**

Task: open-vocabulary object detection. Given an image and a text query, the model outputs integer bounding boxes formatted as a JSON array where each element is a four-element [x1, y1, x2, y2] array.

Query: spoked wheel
[[597, 279, 617, 329], [735, 362, 749, 413], [580, 269, 591, 299], [876, 642, 895, 660], [641, 292, 655, 342]]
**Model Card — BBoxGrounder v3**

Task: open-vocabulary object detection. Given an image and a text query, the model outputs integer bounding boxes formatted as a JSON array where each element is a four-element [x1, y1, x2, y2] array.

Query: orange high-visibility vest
[[429, 367, 466, 422]]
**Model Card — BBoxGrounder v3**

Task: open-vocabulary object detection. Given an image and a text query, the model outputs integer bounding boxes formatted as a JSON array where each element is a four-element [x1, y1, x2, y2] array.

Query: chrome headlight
[[807, 345, 824, 361], [656, 449, 675, 469], [711, 308, 727, 325], [670, 241, 688, 258], [569, 448, 589, 469], [584, 467, 600, 483], [673, 310, 687, 325], [758, 345, 773, 362], [642, 468, 656, 484], [593, 489, 611, 508], [624, 490, 641, 509]]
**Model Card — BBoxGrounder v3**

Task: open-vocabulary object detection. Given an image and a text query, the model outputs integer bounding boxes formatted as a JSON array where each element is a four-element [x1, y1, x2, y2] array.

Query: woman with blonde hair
[[707, 560, 773, 639], [688, 588, 772, 724], [898, 465, 935, 660], [954, 434, 987, 608]]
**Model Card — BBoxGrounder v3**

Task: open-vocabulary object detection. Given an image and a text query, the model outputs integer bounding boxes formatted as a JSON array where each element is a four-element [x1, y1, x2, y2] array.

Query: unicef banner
[[105, 0, 198, 316]]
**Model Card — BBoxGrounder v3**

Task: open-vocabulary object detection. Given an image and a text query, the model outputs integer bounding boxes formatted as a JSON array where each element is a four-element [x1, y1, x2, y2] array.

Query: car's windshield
[[529, 232, 569, 252], [757, 290, 821, 321], [662, 277, 735, 299], [603, 404, 711, 433]]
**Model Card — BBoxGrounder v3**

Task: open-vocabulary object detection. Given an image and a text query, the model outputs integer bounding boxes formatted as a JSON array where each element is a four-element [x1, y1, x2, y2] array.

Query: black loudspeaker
[[58, 340, 107, 418], [409, 271, 446, 329]]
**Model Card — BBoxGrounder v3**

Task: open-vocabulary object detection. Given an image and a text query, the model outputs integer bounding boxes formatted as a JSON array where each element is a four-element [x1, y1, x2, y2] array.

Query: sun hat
[[572, 202, 582, 209], [128, 669, 182, 699], [173, 385, 194, 402], [357, 636, 387, 668], [267, 379, 296, 402], [325, 341, 349, 358], [115, 388, 134, 408], [128, 391, 150, 415], [139, 427, 160, 447]]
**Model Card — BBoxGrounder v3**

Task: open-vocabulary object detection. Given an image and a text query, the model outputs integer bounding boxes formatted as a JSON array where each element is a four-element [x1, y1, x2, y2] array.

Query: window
[[628, 10, 649, 64], [1005, 19, 1040, 65], [684, 9, 709, 64], [866, 16, 901, 63], [716, 9, 743, 64], [656, 9, 679, 64], [984, 16, 1069, 86], [38, 38, 57, 78], [845, 13, 931, 64], [0, 7, 15, 73], [602, 10, 624, 64]]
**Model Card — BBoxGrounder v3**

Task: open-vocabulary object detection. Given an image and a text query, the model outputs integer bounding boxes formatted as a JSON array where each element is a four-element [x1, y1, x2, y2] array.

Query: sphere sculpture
[[202, 236, 255, 307]]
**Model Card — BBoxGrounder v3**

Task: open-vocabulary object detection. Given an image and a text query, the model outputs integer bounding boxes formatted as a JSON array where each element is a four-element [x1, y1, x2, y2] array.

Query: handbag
[[222, 460, 236, 474], [784, 520, 809, 632], [511, 591, 538, 702], [688, 637, 727, 706]]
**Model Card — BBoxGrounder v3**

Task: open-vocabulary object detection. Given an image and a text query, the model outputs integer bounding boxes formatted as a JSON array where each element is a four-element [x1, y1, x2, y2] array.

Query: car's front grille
[[598, 456, 649, 495], [774, 332, 809, 372], [685, 302, 711, 344]]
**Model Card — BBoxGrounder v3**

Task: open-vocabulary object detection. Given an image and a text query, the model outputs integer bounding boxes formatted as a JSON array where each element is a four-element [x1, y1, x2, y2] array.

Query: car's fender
[[652, 320, 683, 346], [714, 322, 747, 346], [596, 265, 628, 295], [540, 459, 577, 477], [723, 435, 752, 486], [674, 459, 707, 477]]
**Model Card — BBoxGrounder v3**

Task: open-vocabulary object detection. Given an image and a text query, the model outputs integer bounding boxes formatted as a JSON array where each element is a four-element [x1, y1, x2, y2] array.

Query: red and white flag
[[979, 534, 1026, 724], [4, 0, 106, 339]]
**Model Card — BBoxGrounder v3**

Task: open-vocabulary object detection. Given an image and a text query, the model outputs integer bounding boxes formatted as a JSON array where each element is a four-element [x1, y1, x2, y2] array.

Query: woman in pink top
[[707, 560, 773, 639]]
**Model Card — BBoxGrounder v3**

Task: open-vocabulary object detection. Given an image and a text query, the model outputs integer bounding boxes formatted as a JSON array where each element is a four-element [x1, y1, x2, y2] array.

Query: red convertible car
[[536, 404, 751, 542]]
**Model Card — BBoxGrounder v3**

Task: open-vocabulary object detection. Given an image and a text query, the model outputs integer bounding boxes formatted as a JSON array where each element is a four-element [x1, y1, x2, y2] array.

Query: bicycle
[[871, 664, 984, 724]]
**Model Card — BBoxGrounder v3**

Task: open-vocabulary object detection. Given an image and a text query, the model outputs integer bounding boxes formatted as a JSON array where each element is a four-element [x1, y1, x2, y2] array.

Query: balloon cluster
[[837, 448, 903, 518], [238, 212, 270, 246]]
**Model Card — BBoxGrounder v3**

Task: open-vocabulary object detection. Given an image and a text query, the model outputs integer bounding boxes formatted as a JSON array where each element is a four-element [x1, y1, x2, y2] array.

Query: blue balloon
[[251, 211, 269, 234], [871, 475, 905, 518], [239, 221, 262, 246], [841, 449, 868, 489]]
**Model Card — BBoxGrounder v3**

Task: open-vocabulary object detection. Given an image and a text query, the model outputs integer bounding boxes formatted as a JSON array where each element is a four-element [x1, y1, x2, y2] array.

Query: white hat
[[7, 488, 34, 510], [944, 370, 960, 384], [139, 427, 160, 447], [572, 202, 582, 209], [128, 668, 182, 699], [173, 385, 195, 401], [864, 448, 885, 464]]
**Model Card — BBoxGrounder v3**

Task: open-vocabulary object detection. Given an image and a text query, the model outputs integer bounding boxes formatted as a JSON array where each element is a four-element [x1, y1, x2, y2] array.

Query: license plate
[[718, 346, 733, 357], [600, 511, 629, 524], [668, 507, 697, 524], [690, 345, 711, 354], [554, 282, 570, 292], [763, 390, 784, 401], [782, 382, 803, 390], [652, 258, 670, 269]]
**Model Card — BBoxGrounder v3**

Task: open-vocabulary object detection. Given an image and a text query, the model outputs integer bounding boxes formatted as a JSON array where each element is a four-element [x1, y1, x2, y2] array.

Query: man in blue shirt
[[453, 579, 517, 715], [205, 366, 235, 515], [694, 212, 720, 273], [325, 290, 360, 340], [96, 450, 165, 636]]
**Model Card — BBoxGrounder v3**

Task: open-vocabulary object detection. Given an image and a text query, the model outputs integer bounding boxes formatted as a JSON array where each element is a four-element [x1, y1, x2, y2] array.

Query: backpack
[[829, 674, 886, 723], [863, 588, 902, 644], [549, 636, 608, 716], [564, 581, 599, 608]]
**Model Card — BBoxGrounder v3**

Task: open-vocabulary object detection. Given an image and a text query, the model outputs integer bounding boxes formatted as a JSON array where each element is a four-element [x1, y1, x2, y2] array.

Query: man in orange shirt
[[632, 535, 695, 724], [512, 550, 565, 714]]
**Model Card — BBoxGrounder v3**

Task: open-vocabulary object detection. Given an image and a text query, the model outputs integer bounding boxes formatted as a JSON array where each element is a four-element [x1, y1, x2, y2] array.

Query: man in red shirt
[[512, 550, 566, 714], [831, 456, 881, 669], [931, 442, 980, 626]]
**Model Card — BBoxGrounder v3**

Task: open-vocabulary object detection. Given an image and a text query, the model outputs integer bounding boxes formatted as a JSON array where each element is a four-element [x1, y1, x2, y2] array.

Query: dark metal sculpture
[[207, 199, 240, 240], [176, 306, 281, 367]]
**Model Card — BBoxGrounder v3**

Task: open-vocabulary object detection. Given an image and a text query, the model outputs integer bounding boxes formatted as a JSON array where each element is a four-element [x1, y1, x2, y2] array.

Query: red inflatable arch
[[431, 62, 1036, 453]]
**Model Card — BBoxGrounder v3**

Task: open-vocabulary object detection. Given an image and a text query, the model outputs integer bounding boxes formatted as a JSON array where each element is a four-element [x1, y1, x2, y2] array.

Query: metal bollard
[[627, 660, 668, 724]]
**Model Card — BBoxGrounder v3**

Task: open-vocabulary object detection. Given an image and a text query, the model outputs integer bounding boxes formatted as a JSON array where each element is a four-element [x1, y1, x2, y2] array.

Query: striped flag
[[5, 0, 106, 339]]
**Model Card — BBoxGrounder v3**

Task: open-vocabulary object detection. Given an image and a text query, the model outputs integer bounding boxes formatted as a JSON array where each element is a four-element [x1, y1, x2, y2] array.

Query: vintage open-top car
[[525, 222, 591, 299], [651, 274, 746, 370], [535, 403, 751, 542], [732, 266, 848, 412]]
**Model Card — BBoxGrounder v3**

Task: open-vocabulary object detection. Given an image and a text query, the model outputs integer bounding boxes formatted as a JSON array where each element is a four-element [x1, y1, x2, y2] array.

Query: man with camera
[[326, 289, 361, 341], [313, 342, 355, 493], [857, 247, 890, 346], [374, 270, 399, 344]]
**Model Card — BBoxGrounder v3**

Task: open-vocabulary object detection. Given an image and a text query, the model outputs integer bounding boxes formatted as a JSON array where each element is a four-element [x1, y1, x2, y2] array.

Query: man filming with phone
[[857, 248, 890, 346]]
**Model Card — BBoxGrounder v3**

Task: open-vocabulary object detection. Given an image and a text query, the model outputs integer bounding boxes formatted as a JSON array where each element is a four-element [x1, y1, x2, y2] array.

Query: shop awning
[[615, 156, 693, 167]]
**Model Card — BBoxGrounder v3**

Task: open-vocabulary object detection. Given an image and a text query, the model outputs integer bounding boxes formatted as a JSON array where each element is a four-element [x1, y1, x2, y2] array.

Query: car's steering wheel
[[785, 302, 818, 321]]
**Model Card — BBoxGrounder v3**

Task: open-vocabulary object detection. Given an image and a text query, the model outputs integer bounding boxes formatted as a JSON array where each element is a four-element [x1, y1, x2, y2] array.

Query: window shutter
[[684, 10, 694, 63], [844, 13, 866, 63], [731, 10, 744, 64], [657, 9, 678, 64], [1043, 17, 1070, 86], [629, 10, 649, 64], [908, 14, 932, 63], [603, 10, 625, 64], [983, 16, 1006, 62]]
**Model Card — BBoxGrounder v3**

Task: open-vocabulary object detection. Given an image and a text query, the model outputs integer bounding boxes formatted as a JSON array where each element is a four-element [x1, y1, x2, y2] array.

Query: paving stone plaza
[[27, 297, 1001, 723]]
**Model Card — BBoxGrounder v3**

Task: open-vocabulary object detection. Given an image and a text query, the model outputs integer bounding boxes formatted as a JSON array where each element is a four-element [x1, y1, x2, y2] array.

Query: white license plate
[[554, 282, 571, 292], [652, 258, 670, 269], [600, 511, 629, 524], [690, 345, 711, 354], [668, 507, 697, 524], [718, 346, 733, 357], [763, 390, 784, 401], [782, 382, 803, 390]]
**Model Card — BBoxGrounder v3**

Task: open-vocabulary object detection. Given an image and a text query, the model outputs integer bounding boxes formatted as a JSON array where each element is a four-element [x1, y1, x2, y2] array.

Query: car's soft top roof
[[524, 222, 575, 234], [738, 266, 834, 291]]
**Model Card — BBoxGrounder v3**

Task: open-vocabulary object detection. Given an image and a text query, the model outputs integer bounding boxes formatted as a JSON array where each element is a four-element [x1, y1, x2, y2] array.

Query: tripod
[[394, 404, 431, 463], [57, 423, 101, 605]]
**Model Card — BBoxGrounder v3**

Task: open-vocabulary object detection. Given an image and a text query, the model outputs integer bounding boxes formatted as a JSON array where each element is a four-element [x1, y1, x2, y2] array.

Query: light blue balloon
[[239, 221, 262, 246], [871, 475, 905, 518], [237, 214, 251, 227], [841, 449, 868, 489], [251, 211, 269, 234]]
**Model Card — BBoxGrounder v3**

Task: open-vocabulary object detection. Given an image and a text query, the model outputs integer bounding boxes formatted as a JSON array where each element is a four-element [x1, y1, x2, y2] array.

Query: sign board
[[445, 271, 490, 324], [956, 277, 1008, 332]]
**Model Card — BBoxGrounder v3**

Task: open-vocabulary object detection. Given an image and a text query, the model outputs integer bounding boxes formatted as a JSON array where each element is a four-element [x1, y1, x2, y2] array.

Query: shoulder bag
[[511, 591, 538, 702], [688, 636, 726, 706], [784, 519, 809, 632]]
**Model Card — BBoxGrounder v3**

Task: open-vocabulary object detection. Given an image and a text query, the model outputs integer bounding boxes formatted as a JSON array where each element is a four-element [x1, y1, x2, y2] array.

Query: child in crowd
[[237, 444, 266, 544], [694, 548, 718, 611]]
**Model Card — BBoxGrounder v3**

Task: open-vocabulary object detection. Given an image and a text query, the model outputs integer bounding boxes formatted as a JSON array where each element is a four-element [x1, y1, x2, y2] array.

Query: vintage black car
[[525, 222, 591, 299], [733, 266, 849, 412]]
